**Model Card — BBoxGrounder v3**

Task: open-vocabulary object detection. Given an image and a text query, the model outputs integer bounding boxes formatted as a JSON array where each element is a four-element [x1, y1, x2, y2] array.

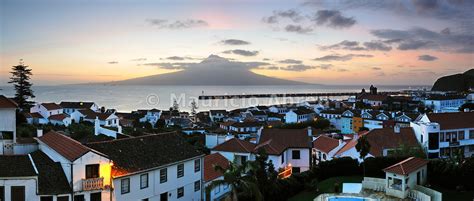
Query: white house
[[139, 109, 162, 126], [333, 127, 419, 161], [285, 108, 315, 124], [422, 95, 465, 113], [87, 132, 205, 201], [30, 103, 63, 119], [383, 157, 428, 199], [36, 131, 113, 201], [411, 112, 474, 158], [209, 110, 227, 122], [312, 135, 345, 164], [0, 95, 17, 154], [48, 113, 72, 126], [203, 153, 231, 201], [60, 102, 100, 115], [0, 152, 72, 201], [76, 109, 120, 127], [212, 128, 314, 178]]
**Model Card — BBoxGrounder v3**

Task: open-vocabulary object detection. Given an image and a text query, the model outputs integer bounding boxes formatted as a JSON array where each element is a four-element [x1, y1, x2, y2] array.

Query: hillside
[[431, 69, 474, 91], [111, 55, 308, 85]]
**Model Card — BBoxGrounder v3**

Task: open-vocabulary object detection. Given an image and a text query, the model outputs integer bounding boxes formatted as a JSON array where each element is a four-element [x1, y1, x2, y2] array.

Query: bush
[[364, 157, 406, 178], [314, 157, 361, 181], [427, 158, 474, 190]]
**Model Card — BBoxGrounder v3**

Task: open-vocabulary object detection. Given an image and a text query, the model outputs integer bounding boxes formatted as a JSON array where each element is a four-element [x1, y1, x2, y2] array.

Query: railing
[[277, 166, 292, 179], [82, 177, 104, 191]]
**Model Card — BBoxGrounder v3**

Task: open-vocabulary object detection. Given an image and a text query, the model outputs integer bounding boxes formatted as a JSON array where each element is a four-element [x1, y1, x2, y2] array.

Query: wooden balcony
[[278, 166, 292, 179], [82, 177, 104, 191]]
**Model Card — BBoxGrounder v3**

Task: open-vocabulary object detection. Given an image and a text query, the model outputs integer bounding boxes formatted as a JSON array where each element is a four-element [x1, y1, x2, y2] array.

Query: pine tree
[[8, 60, 35, 110], [190, 99, 198, 116]]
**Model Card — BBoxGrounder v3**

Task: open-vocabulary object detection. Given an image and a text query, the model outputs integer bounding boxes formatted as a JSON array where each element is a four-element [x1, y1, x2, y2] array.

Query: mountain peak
[[201, 54, 229, 64]]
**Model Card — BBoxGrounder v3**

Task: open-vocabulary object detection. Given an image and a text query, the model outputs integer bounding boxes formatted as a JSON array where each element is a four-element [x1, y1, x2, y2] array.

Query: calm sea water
[[0, 85, 429, 112]]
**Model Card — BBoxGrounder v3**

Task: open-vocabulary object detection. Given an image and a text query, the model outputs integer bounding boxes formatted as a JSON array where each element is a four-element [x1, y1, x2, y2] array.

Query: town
[[1, 83, 473, 201]]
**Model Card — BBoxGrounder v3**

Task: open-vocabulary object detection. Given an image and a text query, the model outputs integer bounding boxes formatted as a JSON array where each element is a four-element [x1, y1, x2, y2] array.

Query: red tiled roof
[[427, 112, 474, 130], [79, 109, 113, 121], [383, 157, 428, 175], [48, 113, 69, 121], [204, 153, 230, 182], [0, 95, 17, 108], [27, 112, 44, 118], [365, 127, 419, 157], [37, 131, 99, 161], [212, 138, 256, 153], [59, 101, 95, 109], [313, 135, 340, 153], [41, 103, 62, 110], [257, 128, 311, 155]]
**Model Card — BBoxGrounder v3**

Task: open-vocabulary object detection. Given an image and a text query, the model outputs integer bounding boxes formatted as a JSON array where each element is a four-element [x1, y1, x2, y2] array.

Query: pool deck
[[314, 191, 407, 201]]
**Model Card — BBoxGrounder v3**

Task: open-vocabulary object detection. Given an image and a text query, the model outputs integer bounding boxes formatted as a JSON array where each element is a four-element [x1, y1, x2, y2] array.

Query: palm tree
[[206, 160, 263, 201], [356, 135, 371, 177]]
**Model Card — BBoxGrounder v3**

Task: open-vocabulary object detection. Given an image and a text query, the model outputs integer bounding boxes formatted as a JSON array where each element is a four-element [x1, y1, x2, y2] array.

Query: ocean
[[0, 85, 429, 112]]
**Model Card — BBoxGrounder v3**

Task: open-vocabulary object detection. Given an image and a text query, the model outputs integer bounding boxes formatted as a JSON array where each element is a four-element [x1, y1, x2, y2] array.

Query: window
[[459, 131, 465, 140], [1, 187, 5, 201], [177, 187, 184, 198], [57, 196, 68, 201], [177, 164, 184, 178], [40, 196, 53, 201], [121, 178, 130, 194], [215, 185, 220, 194], [86, 164, 100, 179], [194, 159, 200, 172], [292, 150, 301, 159], [11, 186, 25, 201], [292, 167, 301, 173], [281, 154, 285, 164], [74, 195, 85, 201], [142, 199, 149, 201], [90, 192, 101, 201], [140, 174, 149, 189], [469, 130, 474, 139], [194, 180, 201, 192], [160, 168, 167, 183]]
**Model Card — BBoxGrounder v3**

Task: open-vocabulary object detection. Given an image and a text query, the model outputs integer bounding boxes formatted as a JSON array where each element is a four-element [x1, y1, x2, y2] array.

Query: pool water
[[328, 197, 365, 201]]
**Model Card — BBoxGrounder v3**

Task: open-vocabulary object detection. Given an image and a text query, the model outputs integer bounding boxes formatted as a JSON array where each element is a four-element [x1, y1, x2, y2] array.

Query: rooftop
[[204, 153, 230, 182], [383, 157, 428, 175], [426, 112, 474, 130], [37, 131, 102, 161], [0, 95, 18, 108]]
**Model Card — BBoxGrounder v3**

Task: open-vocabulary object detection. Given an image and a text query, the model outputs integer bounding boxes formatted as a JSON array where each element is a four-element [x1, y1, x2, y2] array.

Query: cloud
[[146, 19, 208, 29], [397, 40, 433, 50], [284, 24, 313, 34], [278, 59, 303, 64], [166, 56, 186, 61], [108, 61, 118, 64], [220, 39, 251, 45], [142, 62, 192, 70], [418, 54, 438, 61], [311, 10, 356, 29], [262, 9, 303, 24], [315, 64, 333, 70], [131, 58, 147, 61], [370, 27, 473, 53], [280, 64, 316, 72], [372, 67, 382, 70], [363, 41, 392, 51], [313, 54, 373, 62], [319, 40, 392, 51], [222, 49, 259, 56]]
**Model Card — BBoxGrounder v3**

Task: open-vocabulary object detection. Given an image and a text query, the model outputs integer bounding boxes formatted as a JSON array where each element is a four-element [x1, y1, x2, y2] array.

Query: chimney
[[307, 126, 313, 137], [394, 124, 400, 134], [37, 129, 43, 137], [339, 139, 343, 146]]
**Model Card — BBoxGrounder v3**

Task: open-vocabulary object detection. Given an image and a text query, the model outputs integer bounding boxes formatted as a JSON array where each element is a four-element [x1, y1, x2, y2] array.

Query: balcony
[[278, 166, 292, 179], [82, 177, 104, 191]]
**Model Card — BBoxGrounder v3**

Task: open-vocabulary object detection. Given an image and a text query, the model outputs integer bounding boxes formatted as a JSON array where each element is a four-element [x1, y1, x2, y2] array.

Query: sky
[[1, 0, 473, 86]]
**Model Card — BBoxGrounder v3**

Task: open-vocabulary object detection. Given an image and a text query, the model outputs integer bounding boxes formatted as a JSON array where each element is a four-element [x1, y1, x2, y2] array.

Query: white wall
[[113, 157, 203, 201], [204, 176, 231, 201], [0, 108, 16, 142], [0, 178, 39, 201]]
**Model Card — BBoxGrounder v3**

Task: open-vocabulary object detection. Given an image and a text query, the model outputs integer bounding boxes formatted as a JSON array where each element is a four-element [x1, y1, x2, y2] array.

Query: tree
[[206, 161, 262, 201], [355, 135, 371, 177], [9, 60, 35, 110], [172, 99, 179, 111], [251, 149, 279, 201], [190, 99, 198, 116]]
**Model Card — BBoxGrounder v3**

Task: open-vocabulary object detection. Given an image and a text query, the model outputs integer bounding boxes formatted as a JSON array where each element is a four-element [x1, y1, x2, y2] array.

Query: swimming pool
[[327, 196, 366, 201]]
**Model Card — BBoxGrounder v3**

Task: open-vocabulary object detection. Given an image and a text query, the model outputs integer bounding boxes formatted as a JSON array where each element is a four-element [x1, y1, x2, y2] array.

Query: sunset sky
[[1, 0, 473, 85]]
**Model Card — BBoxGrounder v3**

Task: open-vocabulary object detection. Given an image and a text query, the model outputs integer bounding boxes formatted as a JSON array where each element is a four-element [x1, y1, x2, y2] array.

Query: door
[[11, 186, 25, 201], [160, 192, 168, 201], [90, 192, 101, 201], [417, 171, 421, 185], [74, 195, 85, 201]]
